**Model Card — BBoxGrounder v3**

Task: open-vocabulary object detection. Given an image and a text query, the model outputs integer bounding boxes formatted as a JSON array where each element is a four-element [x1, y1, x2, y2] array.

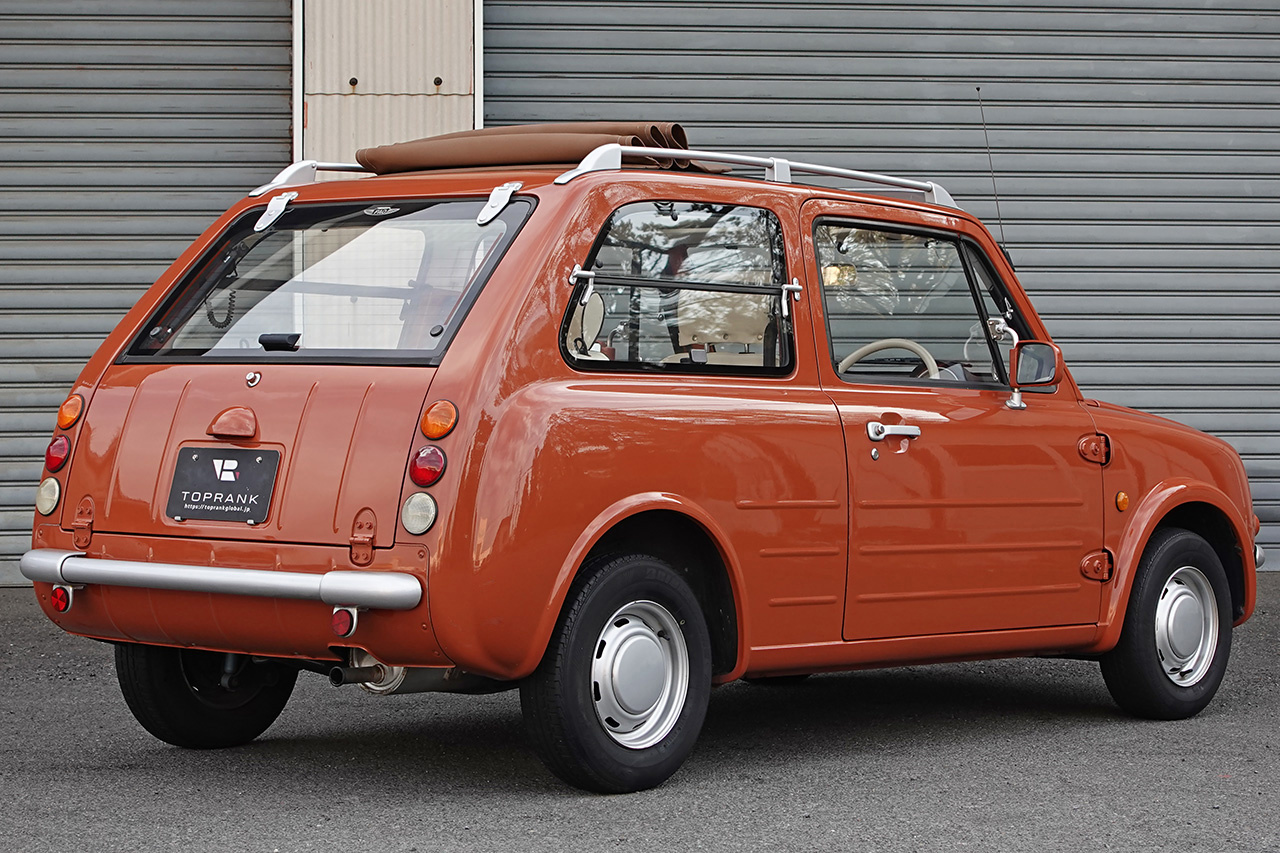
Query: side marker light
[[1115, 492, 1130, 512]]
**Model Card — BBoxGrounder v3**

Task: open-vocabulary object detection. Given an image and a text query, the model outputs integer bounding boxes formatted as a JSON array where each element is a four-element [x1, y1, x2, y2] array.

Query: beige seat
[[659, 290, 774, 366]]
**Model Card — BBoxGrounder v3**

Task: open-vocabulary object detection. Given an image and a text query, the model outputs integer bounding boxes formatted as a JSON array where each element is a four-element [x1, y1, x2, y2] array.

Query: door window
[[815, 221, 1007, 386]]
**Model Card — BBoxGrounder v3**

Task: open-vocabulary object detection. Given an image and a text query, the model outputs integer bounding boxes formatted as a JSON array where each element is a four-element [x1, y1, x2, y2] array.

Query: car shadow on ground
[[159, 657, 1122, 796]]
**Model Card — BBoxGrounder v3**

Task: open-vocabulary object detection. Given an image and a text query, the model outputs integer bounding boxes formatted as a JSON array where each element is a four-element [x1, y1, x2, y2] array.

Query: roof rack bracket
[[554, 144, 624, 184], [765, 158, 792, 183], [249, 160, 369, 197]]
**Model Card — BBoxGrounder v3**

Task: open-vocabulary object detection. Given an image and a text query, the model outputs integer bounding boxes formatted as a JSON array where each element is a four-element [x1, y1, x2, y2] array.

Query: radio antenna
[[976, 86, 1007, 245]]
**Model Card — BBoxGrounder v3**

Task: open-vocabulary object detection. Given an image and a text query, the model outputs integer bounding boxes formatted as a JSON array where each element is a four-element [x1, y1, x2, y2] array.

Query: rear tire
[[1100, 528, 1232, 720], [521, 553, 712, 793], [115, 643, 297, 748]]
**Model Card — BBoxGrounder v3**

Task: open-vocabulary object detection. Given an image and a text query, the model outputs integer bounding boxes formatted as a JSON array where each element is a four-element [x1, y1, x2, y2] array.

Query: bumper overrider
[[20, 548, 422, 610]]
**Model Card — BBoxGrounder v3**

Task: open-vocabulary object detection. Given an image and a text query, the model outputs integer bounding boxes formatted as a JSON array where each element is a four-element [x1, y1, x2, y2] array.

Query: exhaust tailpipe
[[328, 664, 385, 686]]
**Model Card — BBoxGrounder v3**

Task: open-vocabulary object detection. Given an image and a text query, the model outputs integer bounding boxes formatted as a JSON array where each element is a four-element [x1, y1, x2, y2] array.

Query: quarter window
[[564, 201, 792, 373]]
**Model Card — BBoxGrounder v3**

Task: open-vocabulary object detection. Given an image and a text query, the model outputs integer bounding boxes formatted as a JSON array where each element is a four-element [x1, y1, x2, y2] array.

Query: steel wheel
[[1154, 566, 1219, 687], [115, 643, 297, 749], [590, 600, 689, 749], [521, 553, 712, 793], [1101, 527, 1233, 720]]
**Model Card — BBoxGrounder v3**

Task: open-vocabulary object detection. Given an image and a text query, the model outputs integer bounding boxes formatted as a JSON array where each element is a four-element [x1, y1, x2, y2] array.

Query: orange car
[[23, 122, 1261, 793]]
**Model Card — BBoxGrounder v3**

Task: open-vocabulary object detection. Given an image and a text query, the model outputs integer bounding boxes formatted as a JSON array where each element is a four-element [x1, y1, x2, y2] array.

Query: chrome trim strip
[[1256, 544, 1266, 570], [19, 549, 421, 610]]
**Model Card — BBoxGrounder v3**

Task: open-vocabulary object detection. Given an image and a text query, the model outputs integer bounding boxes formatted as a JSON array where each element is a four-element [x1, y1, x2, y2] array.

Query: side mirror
[[1006, 341, 1063, 410], [1011, 341, 1062, 388]]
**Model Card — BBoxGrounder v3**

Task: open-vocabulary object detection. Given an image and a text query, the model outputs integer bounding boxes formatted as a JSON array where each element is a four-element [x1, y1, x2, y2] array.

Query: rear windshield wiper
[[258, 333, 301, 352]]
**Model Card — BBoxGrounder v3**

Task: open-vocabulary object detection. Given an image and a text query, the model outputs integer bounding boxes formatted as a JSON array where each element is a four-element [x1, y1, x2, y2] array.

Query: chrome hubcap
[[1154, 566, 1218, 686], [591, 600, 689, 749]]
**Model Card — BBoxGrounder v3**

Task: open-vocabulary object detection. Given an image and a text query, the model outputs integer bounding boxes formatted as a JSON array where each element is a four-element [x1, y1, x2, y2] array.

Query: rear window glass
[[127, 197, 531, 363]]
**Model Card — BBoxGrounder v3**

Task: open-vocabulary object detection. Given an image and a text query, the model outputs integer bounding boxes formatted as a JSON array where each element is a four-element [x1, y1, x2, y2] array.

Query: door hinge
[[1078, 433, 1111, 465], [349, 508, 377, 567], [1080, 549, 1114, 581], [71, 497, 94, 549]]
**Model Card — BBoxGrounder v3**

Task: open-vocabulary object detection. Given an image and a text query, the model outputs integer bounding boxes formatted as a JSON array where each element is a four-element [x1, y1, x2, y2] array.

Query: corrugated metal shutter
[[484, 0, 1280, 553], [0, 1, 292, 582]]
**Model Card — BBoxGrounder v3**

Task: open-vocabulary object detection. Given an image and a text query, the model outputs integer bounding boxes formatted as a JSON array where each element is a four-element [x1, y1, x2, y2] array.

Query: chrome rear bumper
[[20, 549, 422, 610], [1256, 544, 1266, 570]]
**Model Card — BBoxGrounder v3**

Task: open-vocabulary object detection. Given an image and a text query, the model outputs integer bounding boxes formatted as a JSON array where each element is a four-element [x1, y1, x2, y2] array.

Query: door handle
[[867, 421, 921, 441]]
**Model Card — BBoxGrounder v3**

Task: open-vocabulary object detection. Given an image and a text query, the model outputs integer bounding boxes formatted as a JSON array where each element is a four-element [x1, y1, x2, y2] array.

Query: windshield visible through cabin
[[127, 197, 531, 363]]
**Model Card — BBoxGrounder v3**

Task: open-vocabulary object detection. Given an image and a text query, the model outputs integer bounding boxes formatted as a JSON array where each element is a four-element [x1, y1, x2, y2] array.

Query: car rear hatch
[[63, 362, 432, 547], [59, 193, 532, 550]]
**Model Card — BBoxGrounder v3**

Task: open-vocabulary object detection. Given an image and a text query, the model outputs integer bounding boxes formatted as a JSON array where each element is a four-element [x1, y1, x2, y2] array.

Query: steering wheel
[[837, 337, 940, 379]]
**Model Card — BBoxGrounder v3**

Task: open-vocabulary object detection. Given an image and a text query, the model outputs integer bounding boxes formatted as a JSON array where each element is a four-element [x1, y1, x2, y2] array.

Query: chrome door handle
[[867, 421, 921, 441]]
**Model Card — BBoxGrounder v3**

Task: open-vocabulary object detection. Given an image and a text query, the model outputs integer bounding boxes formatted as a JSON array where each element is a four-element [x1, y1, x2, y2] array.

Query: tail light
[[45, 435, 71, 472], [409, 446, 446, 487]]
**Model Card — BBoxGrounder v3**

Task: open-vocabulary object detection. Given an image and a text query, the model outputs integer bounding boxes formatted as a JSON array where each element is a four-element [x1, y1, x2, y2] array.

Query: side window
[[563, 201, 792, 374], [815, 220, 1004, 386], [963, 244, 1031, 380]]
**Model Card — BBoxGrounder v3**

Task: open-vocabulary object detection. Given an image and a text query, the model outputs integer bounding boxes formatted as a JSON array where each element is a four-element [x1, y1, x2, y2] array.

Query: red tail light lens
[[409, 446, 446, 487], [45, 435, 71, 472]]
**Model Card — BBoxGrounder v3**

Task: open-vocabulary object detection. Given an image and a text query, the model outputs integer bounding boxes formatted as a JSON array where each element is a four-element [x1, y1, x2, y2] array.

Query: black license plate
[[165, 447, 281, 525]]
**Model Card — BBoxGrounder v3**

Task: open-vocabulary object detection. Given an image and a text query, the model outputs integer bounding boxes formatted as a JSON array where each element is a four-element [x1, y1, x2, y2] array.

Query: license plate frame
[[165, 446, 281, 525]]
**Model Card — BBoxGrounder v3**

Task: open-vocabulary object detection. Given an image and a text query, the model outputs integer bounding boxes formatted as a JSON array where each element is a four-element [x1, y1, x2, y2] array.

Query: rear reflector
[[331, 606, 358, 638], [50, 585, 72, 613], [45, 435, 70, 472]]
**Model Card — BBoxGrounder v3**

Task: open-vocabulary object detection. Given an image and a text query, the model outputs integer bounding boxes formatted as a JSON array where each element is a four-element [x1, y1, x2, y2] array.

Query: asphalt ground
[[2, 579, 1278, 853]]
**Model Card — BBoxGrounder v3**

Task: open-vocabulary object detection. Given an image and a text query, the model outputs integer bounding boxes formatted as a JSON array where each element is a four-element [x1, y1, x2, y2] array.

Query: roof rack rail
[[554, 144, 958, 208], [249, 160, 370, 197]]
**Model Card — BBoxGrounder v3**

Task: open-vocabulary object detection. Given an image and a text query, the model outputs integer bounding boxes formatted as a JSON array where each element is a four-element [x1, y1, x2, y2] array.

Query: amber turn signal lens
[[1115, 491, 1130, 511], [57, 394, 84, 430], [45, 435, 71, 472], [409, 446, 446, 487], [421, 400, 458, 439]]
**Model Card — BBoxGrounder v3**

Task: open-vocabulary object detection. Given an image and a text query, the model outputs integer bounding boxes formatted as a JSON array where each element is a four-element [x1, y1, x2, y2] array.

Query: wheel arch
[[531, 494, 749, 683], [1097, 479, 1256, 652]]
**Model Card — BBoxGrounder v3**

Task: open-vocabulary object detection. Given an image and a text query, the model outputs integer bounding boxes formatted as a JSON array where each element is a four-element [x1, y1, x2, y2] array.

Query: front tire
[[1100, 528, 1232, 720], [520, 553, 712, 793], [115, 643, 297, 748]]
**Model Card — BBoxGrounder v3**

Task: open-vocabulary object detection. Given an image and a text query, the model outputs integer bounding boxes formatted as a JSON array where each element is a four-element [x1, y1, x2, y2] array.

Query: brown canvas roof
[[355, 121, 704, 175]]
